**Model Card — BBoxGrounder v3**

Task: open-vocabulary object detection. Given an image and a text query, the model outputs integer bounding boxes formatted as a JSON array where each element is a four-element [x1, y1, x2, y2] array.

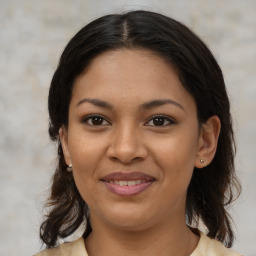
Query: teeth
[[109, 180, 146, 186], [128, 181, 136, 186], [120, 181, 128, 186]]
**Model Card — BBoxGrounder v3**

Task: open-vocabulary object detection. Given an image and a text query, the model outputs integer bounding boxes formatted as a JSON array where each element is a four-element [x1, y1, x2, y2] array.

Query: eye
[[145, 115, 175, 127], [83, 115, 110, 126]]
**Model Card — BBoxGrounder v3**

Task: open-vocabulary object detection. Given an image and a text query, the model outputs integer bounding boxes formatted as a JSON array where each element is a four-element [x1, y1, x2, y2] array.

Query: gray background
[[0, 0, 255, 255]]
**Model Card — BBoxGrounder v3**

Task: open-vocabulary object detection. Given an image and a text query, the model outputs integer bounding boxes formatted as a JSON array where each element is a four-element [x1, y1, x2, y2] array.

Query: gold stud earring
[[67, 164, 72, 172]]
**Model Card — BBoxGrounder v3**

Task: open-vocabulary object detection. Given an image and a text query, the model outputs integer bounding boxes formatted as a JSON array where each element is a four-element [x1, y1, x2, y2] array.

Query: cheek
[[151, 129, 198, 184], [68, 133, 106, 201], [68, 131, 105, 170]]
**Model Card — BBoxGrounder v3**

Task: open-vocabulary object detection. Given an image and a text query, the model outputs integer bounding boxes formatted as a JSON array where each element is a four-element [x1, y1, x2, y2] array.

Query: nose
[[106, 124, 148, 164]]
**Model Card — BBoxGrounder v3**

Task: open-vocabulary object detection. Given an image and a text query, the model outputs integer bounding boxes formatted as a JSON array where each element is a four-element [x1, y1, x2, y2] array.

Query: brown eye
[[91, 116, 104, 125], [145, 116, 175, 127], [83, 115, 110, 126], [152, 117, 165, 126]]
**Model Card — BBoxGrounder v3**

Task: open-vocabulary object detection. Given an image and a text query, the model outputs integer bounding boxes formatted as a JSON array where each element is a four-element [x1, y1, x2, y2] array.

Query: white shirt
[[34, 231, 242, 256]]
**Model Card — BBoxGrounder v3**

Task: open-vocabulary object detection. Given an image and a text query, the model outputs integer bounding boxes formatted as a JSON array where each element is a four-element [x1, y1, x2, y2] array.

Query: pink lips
[[101, 172, 155, 196]]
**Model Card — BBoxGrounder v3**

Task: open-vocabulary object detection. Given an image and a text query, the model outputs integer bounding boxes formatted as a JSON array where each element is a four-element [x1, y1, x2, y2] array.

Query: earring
[[67, 164, 72, 172], [200, 159, 204, 164]]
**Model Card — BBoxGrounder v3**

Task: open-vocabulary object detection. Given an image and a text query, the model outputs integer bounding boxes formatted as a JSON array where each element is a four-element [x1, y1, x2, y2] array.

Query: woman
[[35, 10, 242, 256]]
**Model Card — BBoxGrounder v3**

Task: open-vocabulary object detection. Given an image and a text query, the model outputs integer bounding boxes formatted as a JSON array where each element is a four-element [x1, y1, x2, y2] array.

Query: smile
[[109, 180, 147, 186], [101, 172, 155, 196]]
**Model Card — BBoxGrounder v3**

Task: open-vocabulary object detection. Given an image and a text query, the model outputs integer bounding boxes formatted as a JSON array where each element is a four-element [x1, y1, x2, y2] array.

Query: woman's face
[[61, 49, 205, 231]]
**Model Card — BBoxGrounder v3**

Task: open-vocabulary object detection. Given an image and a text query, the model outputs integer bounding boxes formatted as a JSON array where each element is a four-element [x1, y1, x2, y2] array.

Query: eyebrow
[[140, 99, 184, 111], [76, 98, 113, 109], [76, 98, 184, 111]]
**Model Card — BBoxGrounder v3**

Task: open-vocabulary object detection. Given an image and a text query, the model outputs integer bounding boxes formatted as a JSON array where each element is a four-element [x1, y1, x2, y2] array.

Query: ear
[[195, 115, 221, 168], [59, 126, 71, 165]]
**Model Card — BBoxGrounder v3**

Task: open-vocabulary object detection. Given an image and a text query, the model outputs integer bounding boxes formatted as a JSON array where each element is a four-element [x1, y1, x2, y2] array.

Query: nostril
[[109, 155, 144, 164]]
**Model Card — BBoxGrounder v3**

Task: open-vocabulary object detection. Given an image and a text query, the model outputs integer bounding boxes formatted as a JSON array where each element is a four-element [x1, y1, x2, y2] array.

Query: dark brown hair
[[40, 10, 241, 248]]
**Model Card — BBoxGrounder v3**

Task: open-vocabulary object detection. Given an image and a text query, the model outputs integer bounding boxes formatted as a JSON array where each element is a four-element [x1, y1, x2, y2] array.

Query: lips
[[101, 172, 155, 196]]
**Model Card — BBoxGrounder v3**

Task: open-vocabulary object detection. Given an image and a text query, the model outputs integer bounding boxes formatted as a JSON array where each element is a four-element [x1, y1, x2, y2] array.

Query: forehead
[[71, 49, 196, 112]]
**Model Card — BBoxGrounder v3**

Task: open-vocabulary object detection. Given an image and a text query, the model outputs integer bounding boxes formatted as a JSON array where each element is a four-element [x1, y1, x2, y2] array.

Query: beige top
[[34, 232, 242, 256]]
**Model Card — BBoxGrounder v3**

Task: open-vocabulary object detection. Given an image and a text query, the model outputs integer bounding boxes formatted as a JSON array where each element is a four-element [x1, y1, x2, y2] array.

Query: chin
[[101, 205, 153, 231]]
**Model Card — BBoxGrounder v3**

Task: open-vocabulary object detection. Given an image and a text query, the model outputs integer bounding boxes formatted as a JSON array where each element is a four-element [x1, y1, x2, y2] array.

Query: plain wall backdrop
[[0, 0, 255, 255]]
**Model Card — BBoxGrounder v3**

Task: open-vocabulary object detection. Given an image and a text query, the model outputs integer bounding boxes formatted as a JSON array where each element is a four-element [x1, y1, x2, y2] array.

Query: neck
[[85, 216, 199, 256]]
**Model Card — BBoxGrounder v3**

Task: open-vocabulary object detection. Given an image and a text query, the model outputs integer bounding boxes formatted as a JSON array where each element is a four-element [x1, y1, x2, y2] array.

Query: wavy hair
[[40, 10, 241, 248]]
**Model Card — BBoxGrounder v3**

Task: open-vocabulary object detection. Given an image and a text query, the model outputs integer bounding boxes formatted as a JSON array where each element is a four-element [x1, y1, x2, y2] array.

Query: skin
[[60, 49, 221, 256]]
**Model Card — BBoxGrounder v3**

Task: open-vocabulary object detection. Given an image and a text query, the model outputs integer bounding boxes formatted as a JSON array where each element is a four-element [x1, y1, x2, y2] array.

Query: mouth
[[101, 172, 155, 196]]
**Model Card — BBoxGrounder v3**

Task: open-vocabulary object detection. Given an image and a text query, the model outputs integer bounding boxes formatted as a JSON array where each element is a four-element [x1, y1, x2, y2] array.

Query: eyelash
[[82, 114, 110, 126], [145, 115, 175, 127], [82, 114, 175, 127]]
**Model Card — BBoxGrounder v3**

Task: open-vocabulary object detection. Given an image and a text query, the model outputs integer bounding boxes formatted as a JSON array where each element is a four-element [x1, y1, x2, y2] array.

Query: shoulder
[[33, 237, 88, 256], [191, 231, 243, 256]]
